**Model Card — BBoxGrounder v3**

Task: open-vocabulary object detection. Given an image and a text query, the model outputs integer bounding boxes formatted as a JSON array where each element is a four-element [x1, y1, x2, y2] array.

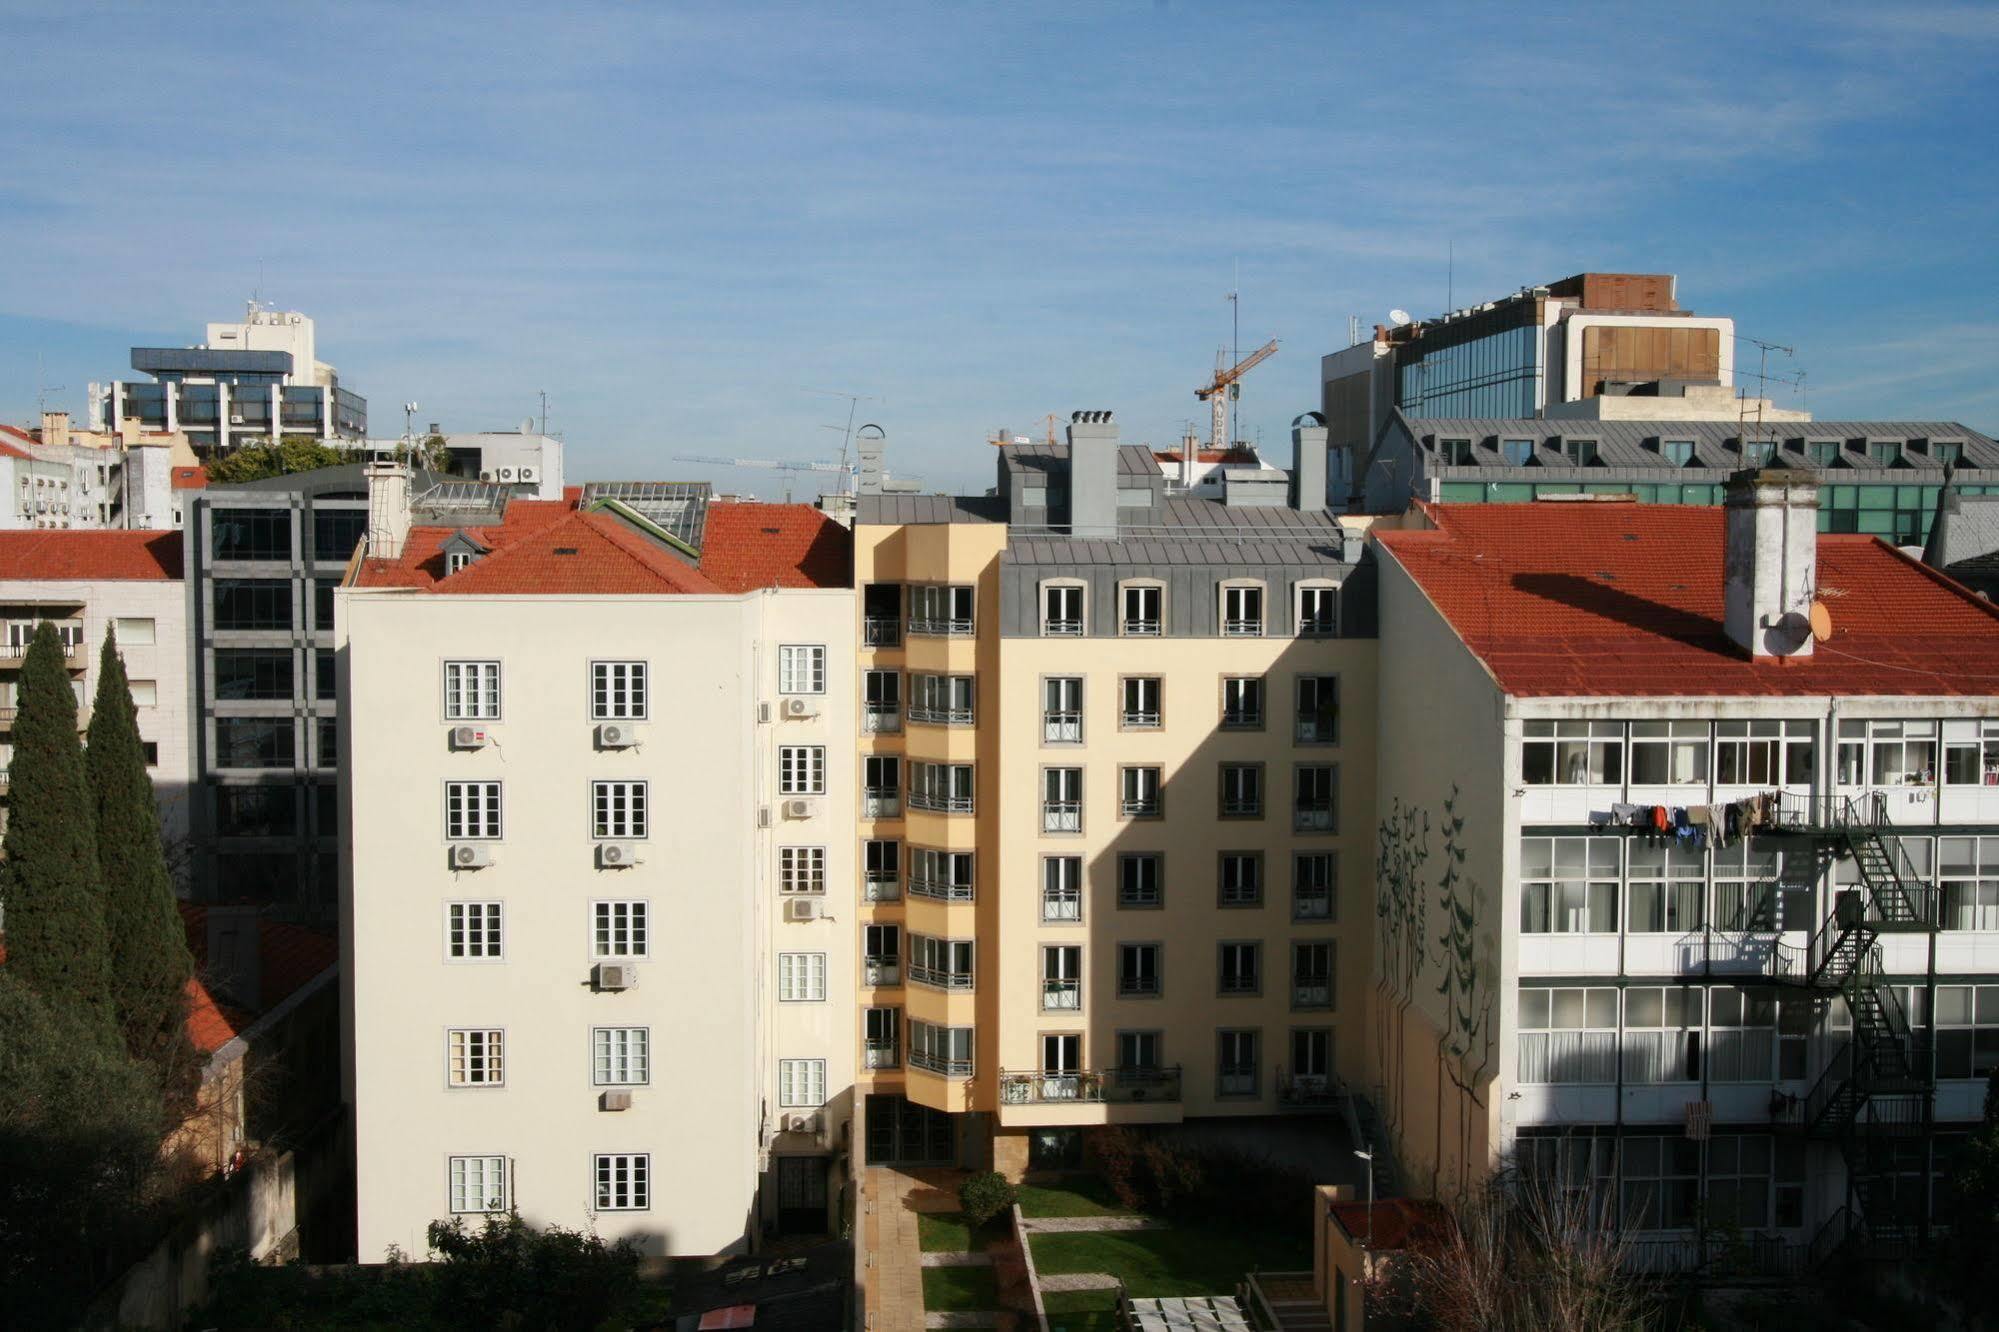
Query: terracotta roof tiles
[[699, 503, 850, 591], [0, 529, 183, 580]]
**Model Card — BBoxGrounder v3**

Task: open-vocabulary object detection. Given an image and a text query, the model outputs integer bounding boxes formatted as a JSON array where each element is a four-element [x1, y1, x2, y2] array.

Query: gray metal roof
[[854, 493, 1007, 525], [581, 480, 712, 548], [999, 442, 1161, 477], [1927, 491, 1999, 568], [1398, 412, 1999, 473], [1005, 493, 1350, 567]]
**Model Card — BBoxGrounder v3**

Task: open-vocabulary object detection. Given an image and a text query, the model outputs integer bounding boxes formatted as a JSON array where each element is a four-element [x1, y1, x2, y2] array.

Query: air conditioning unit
[[450, 725, 488, 750], [785, 1112, 822, 1134], [594, 962, 637, 991], [595, 722, 639, 749], [450, 843, 493, 869], [230, 413, 245, 424], [784, 897, 823, 923], [782, 697, 816, 719], [783, 797, 818, 821], [519, 465, 539, 482], [597, 841, 638, 868], [600, 1089, 633, 1112], [758, 701, 772, 724], [497, 466, 517, 482]]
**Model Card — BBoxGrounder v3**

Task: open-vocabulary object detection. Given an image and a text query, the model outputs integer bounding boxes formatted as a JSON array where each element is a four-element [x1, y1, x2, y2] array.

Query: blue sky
[[2, 1, 1996, 496]]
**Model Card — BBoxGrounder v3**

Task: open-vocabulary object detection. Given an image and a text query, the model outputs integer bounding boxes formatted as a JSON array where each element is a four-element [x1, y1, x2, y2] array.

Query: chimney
[[1065, 411, 1119, 538], [40, 410, 69, 449], [365, 460, 412, 561], [1292, 414, 1329, 514], [205, 905, 263, 1011], [1723, 467, 1819, 659]]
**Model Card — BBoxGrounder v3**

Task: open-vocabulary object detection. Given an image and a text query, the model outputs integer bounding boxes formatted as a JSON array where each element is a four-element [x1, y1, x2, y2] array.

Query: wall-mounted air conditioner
[[784, 897, 823, 923], [595, 722, 639, 749], [783, 797, 818, 821], [594, 962, 637, 991], [782, 697, 816, 719], [600, 1089, 633, 1111], [597, 841, 638, 868], [785, 1111, 822, 1133], [519, 465, 539, 483], [450, 843, 493, 869], [450, 725, 488, 750]]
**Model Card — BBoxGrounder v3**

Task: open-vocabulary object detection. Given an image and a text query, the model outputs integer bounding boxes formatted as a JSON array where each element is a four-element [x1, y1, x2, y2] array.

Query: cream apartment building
[[852, 414, 1377, 1175], [341, 468, 856, 1258]]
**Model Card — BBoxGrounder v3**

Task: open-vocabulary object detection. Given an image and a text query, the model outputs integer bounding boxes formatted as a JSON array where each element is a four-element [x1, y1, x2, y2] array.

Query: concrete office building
[[1368, 478, 1999, 1267], [851, 413, 1376, 1176], [342, 469, 856, 1258], [2, 412, 203, 531]]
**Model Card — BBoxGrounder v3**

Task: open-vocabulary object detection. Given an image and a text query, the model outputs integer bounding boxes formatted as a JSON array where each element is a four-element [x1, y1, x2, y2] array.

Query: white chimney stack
[[365, 460, 412, 561], [1723, 467, 1819, 659]]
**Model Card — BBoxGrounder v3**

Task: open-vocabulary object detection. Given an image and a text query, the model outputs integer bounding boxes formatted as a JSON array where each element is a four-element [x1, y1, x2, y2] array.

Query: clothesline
[[1592, 791, 1782, 851]]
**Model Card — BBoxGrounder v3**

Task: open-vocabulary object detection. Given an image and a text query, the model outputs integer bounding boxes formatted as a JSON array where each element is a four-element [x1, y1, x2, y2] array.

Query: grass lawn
[[918, 1210, 1009, 1253], [1030, 1223, 1310, 1299], [922, 1264, 1001, 1312], [1015, 1172, 1129, 1218], [1042, 1287, 1122, 1332]]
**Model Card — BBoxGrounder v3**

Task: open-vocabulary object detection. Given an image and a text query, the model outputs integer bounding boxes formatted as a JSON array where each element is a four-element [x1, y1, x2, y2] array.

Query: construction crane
[[1194, 338, 1278, 454], [673, 455, 848, 503]]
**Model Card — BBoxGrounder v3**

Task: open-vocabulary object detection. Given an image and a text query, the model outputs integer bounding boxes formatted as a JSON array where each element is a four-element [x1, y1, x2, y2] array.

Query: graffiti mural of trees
[[1376, 797, 1432, 998], [1434, 784, 1493, 1078]]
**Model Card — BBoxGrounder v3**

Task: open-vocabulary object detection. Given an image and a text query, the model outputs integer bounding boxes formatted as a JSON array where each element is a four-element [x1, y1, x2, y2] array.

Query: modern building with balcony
[[341, 466, 856, 1258], [1368, 473, 1999, 1272], [851, 411, 1377, 1178]]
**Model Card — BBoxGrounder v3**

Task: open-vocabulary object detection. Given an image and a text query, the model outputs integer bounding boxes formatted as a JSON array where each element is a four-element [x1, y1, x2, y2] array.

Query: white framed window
[[1119, 853, 1162, 908], [1219, 763, 1262, 816], [779, 952, 828, 1002], [863, 755, 902, 817], [1522, 720, 1623, 785], [1221, 582, 1265, 636], [594, 1153, 650, 1210], [593, 1027, 651, 1085], [447, 1028, 505, 1087], [1041, 582, 1085, 636], [1120, 765, 1163, 818], [1941, 837, 1999, 931], [128, 679, 158, 706], [444, 660, 502, 721], [1218, 940, 1260, 994], [1042, 766, 1083, 833], [1716, 720, 1816, 785], [779, 645, 827, 695], [1626, 842, 1703, 934], [909, 585, 975, 636], [591, 661, 648, 720], [1292, 941, 1334, 1010], [1517, 986, 1618, 1084], [1217, 1028, 1259, 1095], [909, 761, 974, 813], [1630, 721, 1710, 785], [445, 549, 474, 576], [911, 848, 975, 901], [1935, 984, 1999, 1079], [1118, 944, 1160, 997], [779, 1057, 828, 1106], [592, 900, 649, 958], [447, 901, 504, 960], [1295, 675, 1338, 744], [1120, 676, 1161, 728], [1838, 719, 1938, 787], [1043, 676, 1083, 743], [448, 1155, 508, 1214], [1293, 852, 1335, 920], [1221, 677, 1263, 729], [1219, 852, 1262, 907], [780, 846, 827, 894], [592, 780, 649, 839], [1120, 582, 1163, 635], [780, 746, 826, 795], [1294, 764, 1337, 832], [111, 616, 156, 646], [1943, 720, 1999, 788], [1519, 836, 1619, 933], [863, 839, 901, 901], [1042, 943, 1082, 1011], [446, 781, 502, 840], [1042, 855, 1082, 921], [1707, 987, 1776, 1082], [1295, 583, 1338, 636], [1622, 986, 1700, 1084]]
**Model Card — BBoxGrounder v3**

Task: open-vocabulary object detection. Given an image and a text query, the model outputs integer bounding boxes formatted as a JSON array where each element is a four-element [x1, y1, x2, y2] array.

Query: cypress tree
[[85, 627, 197, 1083], [0, 621, 110, 1023]]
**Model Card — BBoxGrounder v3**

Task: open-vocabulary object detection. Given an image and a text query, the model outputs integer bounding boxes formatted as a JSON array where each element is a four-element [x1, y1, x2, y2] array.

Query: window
[[1557, 438, 1598, 467], [1043, 677, 1082, 743], [779, 746, 826, 795], [909, 935, 974, 990], [1120, 676, 1161, 728], [863, 583, 902, 646], [1704, 987, 1776, 1082], [911, 848, 975, 901], [311, 508, 368, 562], [908, 1020, 974, 1076], [1706, 1135, 1775, 1230], [1941, 838, 1999, 931], [1519, 837, 1619, 933], [1219, 942, 1260, 995], [1292, 941, 1333, 1009], [1295, 676, 1338, 744], [127, 678, 158, 707], [310, 650, 333, 701], [779, 1057, 828, 1107], [1119, 853, 1162, 908], [1935, 985, 1999, 1080], [1838, 719, 1937, 786], [594, 1154, 650, 1210], [1221, 584, 1264, 636], [446, 781, 502, 840], [864, 924, 901, 985], [1517, 987, 1618, 1084], [1042, 856, 1081, 921], [1043, 944, 1082, 1011], [1121, 583, 1162, 635], [1118, 1029, 1162, 1070], [1296, 585, 1338, 636], [909, 584, 975, 636], [910, 761, 974, 813], [444, 661, 501, 720], [448, 1028, 505, 1087], [1621, 1137, 1700, 1230], [1290, 1028, 1332, 1086], [780, 846, 827, 894], [1119, 944, 1160, 997], [779, 953, 828, 1002], [1120, 766, 1162, 818], [212, 579, 292, 630], [1221, 677, 1263, 729], [142, 740, 159, 766], [593, 1027, 650, 1085], [1294, 765, 1336, 832], [862, 669, 901, 733], [1867, 440, 1899, 466], [445, 549, 473, 576], [215, 785, 295, 839], [1522, 720, 1623, 785], [591, 662, 647, 720], [864, 1007, 902, 1068], [863, 755, 902, 817], [448, 901, 503, 960], [315, 716, 337, 768], [1626, 842, 1703, 933], [592, 781, 648, 839], [1042, 767, 1082, 833], [1439, 437, 1474, 465], [592, 900, 648, 958], [1219, 763, 1262, 817], [449, 1156, 508, 1214], [779, 644, 827, 695], [1807, 440, 1839, 465], [1713, 842, 1781, 931], [1936, 441, 1964, 466], [1042, 583, 1084, 636], [1741, 440, 1777, 466], [1500, 438, 1533, 466], [215, 648, 294, 700], [1218, 1029, 1259, 1096], [1622, 987, 1700, 1084], [211, 508, 291, 561], [1629, 721, 1709, 785], [1715, 719, 1815, 785], [863, 839, 901, 901], [111, 616, 155, 646], [1943, 720, 1999, 788], [1294, 853, 1335, 920], [1660, 439, 1695, 466], [1218, 852, 1263, 907], [910, 673, 975, 724]]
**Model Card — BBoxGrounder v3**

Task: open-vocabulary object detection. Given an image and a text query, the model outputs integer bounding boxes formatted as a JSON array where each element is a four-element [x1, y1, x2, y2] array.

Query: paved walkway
[[924, 1314, 1003, 1330], [864, 1166, 966, 1332], [1036, 1272, 1123, 1291], [1018, 1214, 1163, 1233], [920, 1251, 995, 1267]]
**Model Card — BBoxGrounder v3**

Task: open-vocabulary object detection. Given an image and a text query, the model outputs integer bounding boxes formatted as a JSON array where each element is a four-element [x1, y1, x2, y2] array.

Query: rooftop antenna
[[538, 390, 548, 437], [35, 353, 65, 417], [806, 388, 879, 493], [1736, 336, 1797, 449]]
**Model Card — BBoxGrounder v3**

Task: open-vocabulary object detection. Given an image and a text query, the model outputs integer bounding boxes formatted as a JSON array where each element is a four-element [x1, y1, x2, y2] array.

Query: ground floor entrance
[[864, 1094, 957, 1165], [774, 1154, 830, 1235]]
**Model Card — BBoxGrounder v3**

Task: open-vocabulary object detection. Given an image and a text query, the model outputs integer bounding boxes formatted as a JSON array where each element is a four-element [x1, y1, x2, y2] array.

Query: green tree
[[85, 628, 197, 1089], [1942, 1069, 1999, 1320], [0, 621, 110, 1023], [205, 438, 350, 485]]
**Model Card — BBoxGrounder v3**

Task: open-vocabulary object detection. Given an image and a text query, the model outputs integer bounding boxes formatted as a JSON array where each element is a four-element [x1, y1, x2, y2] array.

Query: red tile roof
[[1377, 502, 1999, 698], [354, 497, 582, 589], [0, 529, 183, 580], [699, 503, 850, 591], [178, 904, 338, 1055], [172, 466, 208, 490], [0, 424, 33, 458], [437, 509, 722, 595], [1328, 1197, 1454, 1251]]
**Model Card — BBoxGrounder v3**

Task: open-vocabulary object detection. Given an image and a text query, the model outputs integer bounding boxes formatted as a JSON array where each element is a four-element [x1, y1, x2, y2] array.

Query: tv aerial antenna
[[805, 388, 880, 495]]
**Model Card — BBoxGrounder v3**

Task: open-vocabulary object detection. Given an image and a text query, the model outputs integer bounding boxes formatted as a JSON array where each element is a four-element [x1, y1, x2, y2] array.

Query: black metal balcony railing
[[908, 964, 974, 991], [863, 616, 902, 647], [999, 1066, 1183, 1104], [1122, 617, 1161, 636], [1042, 800, 1081, 833], [908, 1049, 973, 1077], [1043, 618, 1083, 637], [908, 873, 974, 903], [1120, 709, 1161, 728], [1043, 711, 1082, 743], [862, 705, 902, 734]]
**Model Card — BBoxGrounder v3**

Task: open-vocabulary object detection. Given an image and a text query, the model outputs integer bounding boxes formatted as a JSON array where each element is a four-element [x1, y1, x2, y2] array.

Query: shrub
[[959, 1170, 1018, 1227], [1085, 1126, 1314, 1228]]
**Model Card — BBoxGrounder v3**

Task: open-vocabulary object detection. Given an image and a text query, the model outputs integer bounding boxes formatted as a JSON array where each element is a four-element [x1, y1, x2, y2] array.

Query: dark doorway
[[865, 1094, 956, 1165], [776, 1155, 829, 1234]]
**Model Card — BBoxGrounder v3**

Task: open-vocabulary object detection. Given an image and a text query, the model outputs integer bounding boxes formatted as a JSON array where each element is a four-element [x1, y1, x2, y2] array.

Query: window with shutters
[[445, 781, 502, 839], [779, 953, 828, 1002], [779, 1058, 828, 1106], [593, 1027, 650, 1085], [591, 661, 648, 720], [592, 781, 648, 838]]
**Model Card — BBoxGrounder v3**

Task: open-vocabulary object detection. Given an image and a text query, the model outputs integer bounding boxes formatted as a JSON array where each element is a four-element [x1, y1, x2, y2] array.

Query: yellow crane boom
[[1194, 339, 1278, 453]]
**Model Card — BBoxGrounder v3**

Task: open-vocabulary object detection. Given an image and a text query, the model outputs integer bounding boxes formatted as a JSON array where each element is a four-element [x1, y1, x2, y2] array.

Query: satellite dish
[[1809, 601, 1834, 643], [1388, 309, 1413, 327]]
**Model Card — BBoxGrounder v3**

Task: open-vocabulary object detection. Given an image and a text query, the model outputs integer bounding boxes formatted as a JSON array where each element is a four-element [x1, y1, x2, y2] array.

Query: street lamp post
[[1353, 1148, 1375, 1250]]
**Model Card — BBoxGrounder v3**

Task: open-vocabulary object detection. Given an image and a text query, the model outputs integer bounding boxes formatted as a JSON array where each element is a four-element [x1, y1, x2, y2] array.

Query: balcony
[[1119, 974, 1160, 998], [1042, 894, 1081, 923], [863, 958, 901, 987], [1042, 978, 1080, 1011], [909, 873, 974, 903], [1295, 715, 1337, 744], [1292, 982, 1332, 1009], [1293, 893, 1333, 921], [1276, 1071, 1339, 1109], [909, 964, 973, 991], [1222, 618, 1263, 638], [1042, 618, 1083, 637], [1221, 709, 1262, 730], [908, 1049, 973, 1077], [908, 617, 974, 638], [1042, 801, 1081, 834], [908, 704, 974, 727], [1221, 797, 1262, 818], [0, 767, 9, 793], [864, 1042, 900, 1070], [1043, 711, 1081, 743], [1293, 803, 1335, 833], [1122, 617, 1161, 637], [1000, 1066, 1182, 1105], [1297, 614, 1338, 637], [862, 791, 902, 819], [863, 616, 902, 648], [1120, 709, 1160, 729], [1217, 1067, 1258, 1096], [909, 791, 973, 815], [862, 705, 902, 734], [863, 874, 902, 903], [1120, 796, 1162, 818], [0, 627, 86, 668]]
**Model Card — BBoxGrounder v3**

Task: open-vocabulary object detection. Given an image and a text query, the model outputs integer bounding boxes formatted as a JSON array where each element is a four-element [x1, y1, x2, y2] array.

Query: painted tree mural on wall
[[1433, 785, 1494, 1081], [1375, 797, 1432, 998]]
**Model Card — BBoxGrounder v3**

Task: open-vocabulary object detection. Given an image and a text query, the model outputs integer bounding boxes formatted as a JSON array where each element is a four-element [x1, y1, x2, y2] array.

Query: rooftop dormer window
[[1742, 440, 1776, 466], [1806, 441, 1839, 466], [1866, 440, 1900, 467], [1936, 441, 1964, 466], [446, 550, 473, 576], [1440, 438, 1474, 466], [1501, 439, 1533, 467], [1556, 438, 1598, 467]]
